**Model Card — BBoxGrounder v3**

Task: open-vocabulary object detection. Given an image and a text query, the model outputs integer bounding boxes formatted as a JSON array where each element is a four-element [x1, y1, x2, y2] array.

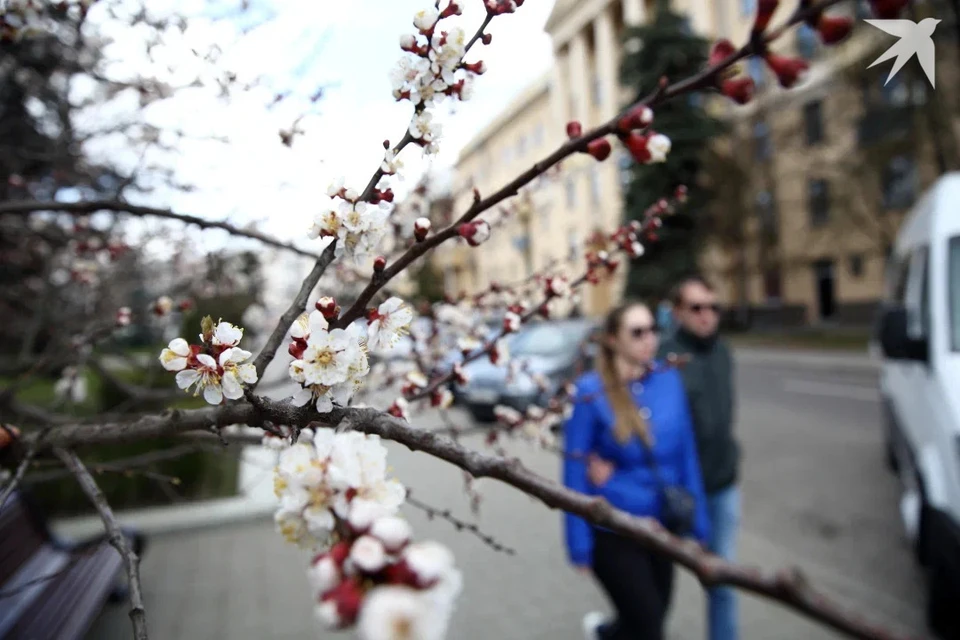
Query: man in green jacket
[[658, 275, 739, 640]]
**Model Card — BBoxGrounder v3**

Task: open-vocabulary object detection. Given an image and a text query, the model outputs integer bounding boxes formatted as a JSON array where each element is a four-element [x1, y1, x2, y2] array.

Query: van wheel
[[927, 562, 960, 638]]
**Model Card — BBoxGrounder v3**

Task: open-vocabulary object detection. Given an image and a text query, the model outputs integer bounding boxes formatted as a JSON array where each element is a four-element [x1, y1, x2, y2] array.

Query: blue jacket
[[562, 366, 711, 566]]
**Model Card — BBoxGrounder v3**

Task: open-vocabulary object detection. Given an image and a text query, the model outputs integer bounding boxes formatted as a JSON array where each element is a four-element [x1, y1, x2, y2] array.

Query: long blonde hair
[[597, 301, 652, 445]]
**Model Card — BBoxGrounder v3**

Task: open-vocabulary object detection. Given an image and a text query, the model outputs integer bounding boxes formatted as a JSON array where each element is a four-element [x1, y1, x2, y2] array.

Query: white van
[[877, 172, 960, 639]]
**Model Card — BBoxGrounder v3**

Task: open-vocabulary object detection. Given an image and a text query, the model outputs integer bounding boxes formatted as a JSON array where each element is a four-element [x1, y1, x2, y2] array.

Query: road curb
[[733, 347, 880, 374], [51, 493, 277, 540]]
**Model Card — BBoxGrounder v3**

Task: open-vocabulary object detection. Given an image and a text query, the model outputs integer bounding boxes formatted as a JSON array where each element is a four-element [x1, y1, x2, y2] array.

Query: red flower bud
[[586, 138, 612, 161], [414, 217, 431, 242], [709, 39, 737, 67], [382, 139, 390, 149], [373, 256, 387, 272], [816, 14, 853, 45], [383, 560, 420, 587], [624, 132, 652, 164], [753, 0, 779, 33], [318, 579, 364, 628], [538, 302, 551, 319], [178, 299, 193, 312], [289, 338, 307, 359], [462, 60, 486, 74], [457, 220, 491, 247], [315, 296, 337, 318], [869, 0, 909, 19], [481, 32, 492, 45], [764, 54, 808, 88], [675, 185, 688, 202], [617, 105, 654, 132], [440, 1, 461, 18], [721, 77, 755, 104], [566, 120, 582, 139]]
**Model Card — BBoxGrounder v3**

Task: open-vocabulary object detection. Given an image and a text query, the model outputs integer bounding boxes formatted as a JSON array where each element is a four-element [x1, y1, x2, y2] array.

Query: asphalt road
[[87, 355, 930, 640]]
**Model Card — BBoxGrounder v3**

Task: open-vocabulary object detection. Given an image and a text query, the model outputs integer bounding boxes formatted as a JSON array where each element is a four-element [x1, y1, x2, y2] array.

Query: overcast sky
[[85, 0, 556, 251]]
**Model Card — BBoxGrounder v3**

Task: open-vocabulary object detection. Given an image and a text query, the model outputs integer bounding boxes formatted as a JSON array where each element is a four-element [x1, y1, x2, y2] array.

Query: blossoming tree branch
[[0, 1, 917, 640]]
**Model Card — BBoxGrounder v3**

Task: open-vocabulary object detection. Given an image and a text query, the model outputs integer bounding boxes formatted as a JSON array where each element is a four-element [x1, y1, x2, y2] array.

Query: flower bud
[[463, 60, 486, 74], [457, 220, 491, 247], [709, 39, 737, 68], [675, 185, 688, 202], [480, 32, 492, 45], [764, 54, 808, 88], [440, 1, 462, 18], [373, 256, 387, 272], [565, 120, 582, 138], [503, 312, 521, 334], [753, 0, 778, 33], [617, 105, 654, 132], [316, 579, 364, 629], [399, 34, 418, 52], [721, 77, 755, 104], [115, 307, 132, 327], [586, 138, 612, 161], [315, 296, 338, 319], [370, 516, 413, 554], [387, 397, 409, 421], [289, 338, 307, 360], [816, 14, 853, 45], [152, 296, 173, 317], [414, 217, 431, 242]]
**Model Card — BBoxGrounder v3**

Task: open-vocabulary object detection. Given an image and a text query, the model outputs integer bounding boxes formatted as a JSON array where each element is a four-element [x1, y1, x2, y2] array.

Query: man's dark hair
[[670, 274, 714, 307]]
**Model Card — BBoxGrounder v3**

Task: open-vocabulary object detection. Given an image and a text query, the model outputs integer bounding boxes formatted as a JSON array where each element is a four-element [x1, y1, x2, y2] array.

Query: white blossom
[[403, 541, 455, 585], [357, 586, 444, 640], [381, 149, 403, 175], [308, 555, 341, 596], [367, 297, 414, 352], [212, 321, 243, 347], [53, 367, 87, 404], [349, 535, 388, 573], [369, 516, 413, 553], [413, 7, 439, 32]]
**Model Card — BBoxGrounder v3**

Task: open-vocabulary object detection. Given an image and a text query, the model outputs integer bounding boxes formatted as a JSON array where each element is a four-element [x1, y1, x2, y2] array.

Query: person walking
[[658, 275, 740, 640], [563, 300, 711, 640]]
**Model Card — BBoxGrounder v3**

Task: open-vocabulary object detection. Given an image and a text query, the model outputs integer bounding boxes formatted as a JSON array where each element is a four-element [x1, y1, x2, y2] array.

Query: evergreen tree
[[619, 0, 724, 300]]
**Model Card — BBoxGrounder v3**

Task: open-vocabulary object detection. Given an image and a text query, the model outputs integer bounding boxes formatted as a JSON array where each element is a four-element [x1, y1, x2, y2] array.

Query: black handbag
[[637, 431, 696, 537]]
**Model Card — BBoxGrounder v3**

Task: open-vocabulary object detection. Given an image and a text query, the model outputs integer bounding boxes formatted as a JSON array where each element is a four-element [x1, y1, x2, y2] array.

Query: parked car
[[459, 318, 596, 423], [875, 172, 960, 639]]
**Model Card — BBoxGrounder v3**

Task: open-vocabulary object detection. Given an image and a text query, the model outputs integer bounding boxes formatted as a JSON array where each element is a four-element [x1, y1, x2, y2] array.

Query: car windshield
[[950, 236, 960, 351], [511, 322, 590, 357]]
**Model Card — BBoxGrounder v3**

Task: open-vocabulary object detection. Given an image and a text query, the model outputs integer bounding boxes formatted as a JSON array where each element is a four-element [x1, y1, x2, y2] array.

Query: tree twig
[[404, 489, 515, 556], [55, 449, 149, 640], [0, 199, 322, 260]]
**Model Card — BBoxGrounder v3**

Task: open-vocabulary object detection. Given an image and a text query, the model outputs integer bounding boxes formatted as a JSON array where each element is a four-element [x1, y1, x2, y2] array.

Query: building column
[[550, 54, 569, 138], [593, 7, 618, 122], [567, 29, 589, 123], [623, 0, 645, 26]]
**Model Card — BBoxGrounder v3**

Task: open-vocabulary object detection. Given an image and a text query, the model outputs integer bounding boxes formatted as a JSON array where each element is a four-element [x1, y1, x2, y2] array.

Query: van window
[[950, 236, 960, 351], [905, 247, 930, 340]]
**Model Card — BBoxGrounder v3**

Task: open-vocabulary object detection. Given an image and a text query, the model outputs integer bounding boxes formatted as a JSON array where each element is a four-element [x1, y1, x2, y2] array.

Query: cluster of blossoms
[[44, 228, 129, 287], [158, 318, 258, 405], [151, 295, 192, 317], [288, 307, 369, 413], [492, 384, 576, 449], [269, 428, 461, 640], [308, 179, 392, 266], [391, 2, 496, 156], [53, 365, 88, 404]]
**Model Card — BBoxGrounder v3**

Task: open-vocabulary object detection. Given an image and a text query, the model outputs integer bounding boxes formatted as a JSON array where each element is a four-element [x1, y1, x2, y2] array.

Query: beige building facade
[[442, 0, 959, 325]]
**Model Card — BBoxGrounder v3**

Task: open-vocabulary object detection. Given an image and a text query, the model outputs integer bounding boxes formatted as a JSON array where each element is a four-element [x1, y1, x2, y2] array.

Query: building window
[[591, 76, 603, 106], [565, 177, 577, 209], [568, 229, 579, 260], [617, 152, 632, 190], [882, 155, 917, 209], [796, 24, 818, 59], [753, 120, 772, 160], [808, 178, 830, 226], [803, 100, 824, 145], [849, 254, 865, 278], [590, 166, 601, 205], [763, 267, 782, 303], [740, 0, 756, 17], [748, 57, 766, 88], [756, 190, 777, 239], [517, 135, 527, 158]]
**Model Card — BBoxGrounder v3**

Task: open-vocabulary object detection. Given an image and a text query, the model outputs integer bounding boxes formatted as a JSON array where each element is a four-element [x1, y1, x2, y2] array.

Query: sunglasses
[[628, 325, 660, 339], [686, 303, 721, 314]]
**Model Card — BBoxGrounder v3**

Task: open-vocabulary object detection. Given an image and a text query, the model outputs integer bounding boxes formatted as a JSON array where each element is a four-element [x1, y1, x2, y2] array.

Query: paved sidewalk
[[733, 346, 879, 373], [87, 426, 925, 640]]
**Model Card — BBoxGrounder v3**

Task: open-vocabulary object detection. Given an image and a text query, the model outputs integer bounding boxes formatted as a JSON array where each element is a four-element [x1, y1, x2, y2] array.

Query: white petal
[[237, 363, 258, 384], [168, 337, 190, 356], [175, 369, 200, 390], [290, 387, 313, 407], [308, 310, 329, 335], [221, 371, 244, 399], [315, 393, 333, 413], [203, 384, 223, 405], [160, 354, 188, 372], [196, 353, 217, 369]]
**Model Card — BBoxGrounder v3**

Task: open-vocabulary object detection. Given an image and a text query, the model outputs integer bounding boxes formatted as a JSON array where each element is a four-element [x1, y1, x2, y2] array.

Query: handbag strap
[[633, 414, 671, 495]]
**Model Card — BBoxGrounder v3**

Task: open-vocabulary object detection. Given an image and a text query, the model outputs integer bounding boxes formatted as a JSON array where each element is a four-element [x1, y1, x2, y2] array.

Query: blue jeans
[[706, 485, 740, 640]]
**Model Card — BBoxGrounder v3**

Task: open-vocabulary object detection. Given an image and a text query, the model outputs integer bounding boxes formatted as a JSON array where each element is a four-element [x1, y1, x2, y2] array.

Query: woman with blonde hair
[[563, 300, 710, 640]]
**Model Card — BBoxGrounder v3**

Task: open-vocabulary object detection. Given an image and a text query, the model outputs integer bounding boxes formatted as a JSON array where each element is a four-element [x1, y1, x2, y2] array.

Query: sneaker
[[582, 611, 607, 640]]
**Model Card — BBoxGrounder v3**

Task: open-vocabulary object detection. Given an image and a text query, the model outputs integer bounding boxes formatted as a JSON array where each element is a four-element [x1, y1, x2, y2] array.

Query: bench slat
[[0, 547, 71, 638]]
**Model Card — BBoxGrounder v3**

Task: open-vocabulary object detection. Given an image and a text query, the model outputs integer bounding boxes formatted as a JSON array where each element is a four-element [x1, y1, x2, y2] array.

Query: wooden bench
[[0, 491, 146, 640]]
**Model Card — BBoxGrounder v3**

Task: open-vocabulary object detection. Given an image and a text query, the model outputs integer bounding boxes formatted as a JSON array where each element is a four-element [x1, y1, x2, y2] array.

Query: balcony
[[857, 105, 914, 147]]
